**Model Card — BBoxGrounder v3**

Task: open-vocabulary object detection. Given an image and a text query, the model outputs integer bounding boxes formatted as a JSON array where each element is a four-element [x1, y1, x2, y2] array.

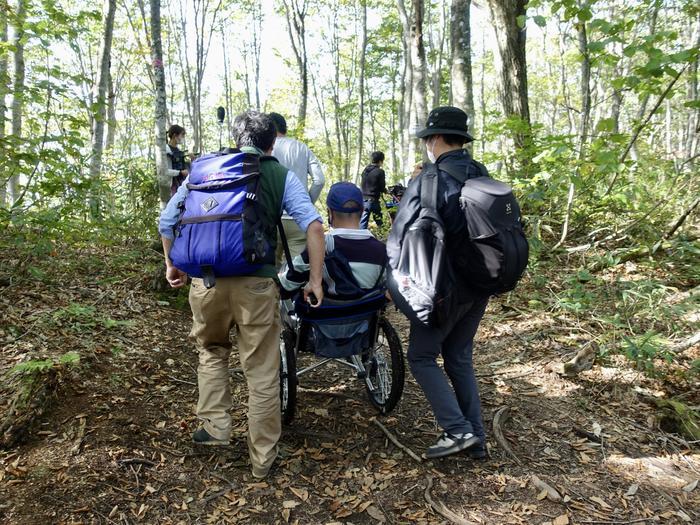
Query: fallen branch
[[652, 195, 700, 254], [492, 407, 522, 466], [299, 387, 356, 401], [572, 426, 602, 444], [424, 475, 474, 525], [372, 418, 422, 463], [167, 376, 196, 387], [672, 331, 700, 353], [117, 458, 156, 468], [531, 474, 562, 502], [579, 519, 652, 525]]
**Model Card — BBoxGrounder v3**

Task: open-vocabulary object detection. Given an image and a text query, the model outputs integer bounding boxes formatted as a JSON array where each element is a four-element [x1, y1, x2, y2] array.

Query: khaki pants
[[275, 218, 307, 270], [189, 276, 281, 474]]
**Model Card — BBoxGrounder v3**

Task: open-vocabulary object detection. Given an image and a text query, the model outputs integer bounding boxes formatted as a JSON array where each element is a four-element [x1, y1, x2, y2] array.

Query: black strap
[[202, 265, 216, 289], [181, 213, 241, 225], [420, 164, 439, 210], [438, 162, 468, 184], [277, 218, 295, 271]]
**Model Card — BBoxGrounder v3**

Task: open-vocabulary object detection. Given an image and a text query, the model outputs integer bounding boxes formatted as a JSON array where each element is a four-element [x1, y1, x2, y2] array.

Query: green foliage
[[621, 331, 672, 376], [12, 351, 81, 376], [49, 303, 133, 333]]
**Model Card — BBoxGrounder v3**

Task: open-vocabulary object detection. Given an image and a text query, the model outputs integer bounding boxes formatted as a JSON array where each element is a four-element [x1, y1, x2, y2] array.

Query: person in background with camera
[[165, 124, 189, 199]]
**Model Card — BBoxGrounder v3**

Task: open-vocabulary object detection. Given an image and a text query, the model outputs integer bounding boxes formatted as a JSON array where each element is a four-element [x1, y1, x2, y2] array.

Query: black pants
[[407, 296, 489, 441]]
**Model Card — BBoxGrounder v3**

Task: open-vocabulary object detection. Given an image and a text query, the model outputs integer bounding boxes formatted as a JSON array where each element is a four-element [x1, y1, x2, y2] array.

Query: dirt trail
[[1, 244, 698, 524]]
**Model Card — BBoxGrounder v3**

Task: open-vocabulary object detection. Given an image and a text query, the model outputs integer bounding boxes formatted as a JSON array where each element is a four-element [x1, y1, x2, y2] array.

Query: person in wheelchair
[[278, 182, 388, 358]]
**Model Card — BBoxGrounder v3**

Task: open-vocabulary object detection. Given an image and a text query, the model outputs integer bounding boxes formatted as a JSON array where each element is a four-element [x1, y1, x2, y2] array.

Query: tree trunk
[[397, 0, 413, 171], [487, 0, 532, 159], [105, 68, 116, 151], [685, 15, 700, 164], [355, 0, 367, 180], [221, 22, 233, 144], [88, 0, 117, 218], [411, 0, 429, 158], [0, 0, 8, 207], [150, 0, 169, 208], [252, 3, 262, 111], [9, 0, 26, 205], [283, 0, 308, 134], [450, 0, 474, 137], [577, 16, 591, 150]]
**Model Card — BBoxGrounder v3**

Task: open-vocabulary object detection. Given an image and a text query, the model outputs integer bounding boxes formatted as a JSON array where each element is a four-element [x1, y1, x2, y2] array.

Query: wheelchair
[[279, 290, 405, 424]]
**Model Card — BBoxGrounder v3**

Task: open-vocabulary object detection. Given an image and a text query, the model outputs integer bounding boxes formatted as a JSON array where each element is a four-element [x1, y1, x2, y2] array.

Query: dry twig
[[372, 418, 422, 463]]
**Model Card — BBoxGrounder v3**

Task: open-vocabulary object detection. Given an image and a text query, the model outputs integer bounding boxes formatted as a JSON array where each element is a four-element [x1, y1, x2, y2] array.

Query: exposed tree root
[[493, 406, 522, 466], [424, 475, 474, 525]]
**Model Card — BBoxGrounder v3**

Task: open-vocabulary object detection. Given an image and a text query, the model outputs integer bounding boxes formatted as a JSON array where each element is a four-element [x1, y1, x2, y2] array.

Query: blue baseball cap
[[326, 182, 363, 213]]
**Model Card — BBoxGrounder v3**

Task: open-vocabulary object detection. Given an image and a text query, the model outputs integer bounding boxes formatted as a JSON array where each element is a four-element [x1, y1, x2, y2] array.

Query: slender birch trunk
[[150, 0, 170, 208], [88, 0, 117, 218], [0, 0, 8, 207], [9, 0, 26, 205]]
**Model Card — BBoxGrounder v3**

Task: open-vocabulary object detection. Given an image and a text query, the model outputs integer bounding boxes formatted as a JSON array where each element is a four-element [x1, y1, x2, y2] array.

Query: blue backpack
[[169, 149, 275, 285]]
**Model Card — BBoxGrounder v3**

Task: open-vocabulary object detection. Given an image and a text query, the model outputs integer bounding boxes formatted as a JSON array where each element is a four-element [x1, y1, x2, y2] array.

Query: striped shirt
[[279, 228, 387, 298]]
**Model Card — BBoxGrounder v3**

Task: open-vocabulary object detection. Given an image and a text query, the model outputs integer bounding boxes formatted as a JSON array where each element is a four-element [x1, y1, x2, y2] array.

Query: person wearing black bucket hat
[[387, 106, 491, 460], [416, 106, 475, 142]]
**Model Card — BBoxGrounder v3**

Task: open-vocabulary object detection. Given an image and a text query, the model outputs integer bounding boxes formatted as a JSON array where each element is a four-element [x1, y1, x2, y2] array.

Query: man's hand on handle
[[303, 278, 324, 307]]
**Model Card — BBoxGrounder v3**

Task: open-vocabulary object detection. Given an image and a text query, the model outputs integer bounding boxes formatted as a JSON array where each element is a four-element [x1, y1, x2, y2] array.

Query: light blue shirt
[[158, 170, 322, 240]]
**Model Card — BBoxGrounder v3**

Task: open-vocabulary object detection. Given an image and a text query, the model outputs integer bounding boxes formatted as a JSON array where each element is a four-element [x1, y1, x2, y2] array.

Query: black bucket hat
[[415, 106, 474, 143]]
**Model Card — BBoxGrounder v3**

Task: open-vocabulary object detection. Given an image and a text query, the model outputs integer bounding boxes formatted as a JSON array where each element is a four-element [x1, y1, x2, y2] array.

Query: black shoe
[[192, 428, 230, 446], [467, 443, 489, 460], [425, 432, 480, 459]]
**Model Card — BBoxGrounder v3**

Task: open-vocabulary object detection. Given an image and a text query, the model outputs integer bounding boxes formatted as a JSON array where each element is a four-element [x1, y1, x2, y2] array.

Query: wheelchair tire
[[364, 316, 404, 414], [280, 328, 297, 425]]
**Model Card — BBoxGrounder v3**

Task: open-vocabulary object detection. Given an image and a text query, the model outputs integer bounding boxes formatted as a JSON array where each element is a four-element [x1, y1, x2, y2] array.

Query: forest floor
[[0, 237, 699, 525]]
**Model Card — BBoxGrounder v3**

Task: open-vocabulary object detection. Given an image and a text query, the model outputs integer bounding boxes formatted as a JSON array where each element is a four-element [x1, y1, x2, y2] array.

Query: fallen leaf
[[682, 480, 697, 493], [536, 490, 548, 501], [553, 514, 569, 525], [592, 422, 602, 437], [366, 505, 386, 522], [290, 487, 308, 501], [625, 484, 639, 497], [590, 496, 611, 510], [676, 510, 692, 522], [108, 505, 118, 518], [281, 508, 290, 523], [282, 500, 299, 509]]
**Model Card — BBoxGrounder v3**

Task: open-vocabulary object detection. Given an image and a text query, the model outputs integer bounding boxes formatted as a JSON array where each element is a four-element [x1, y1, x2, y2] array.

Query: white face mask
[[426, 138, 436, 163]]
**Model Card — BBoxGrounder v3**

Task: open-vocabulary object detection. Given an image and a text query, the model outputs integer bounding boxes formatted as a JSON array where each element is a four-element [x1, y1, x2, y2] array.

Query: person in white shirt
[[269, 112, 326, 266]]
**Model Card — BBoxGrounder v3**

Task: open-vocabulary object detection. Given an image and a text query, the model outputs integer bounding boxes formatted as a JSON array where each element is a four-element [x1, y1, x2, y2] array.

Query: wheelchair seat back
[[293, 290, 387, 358]]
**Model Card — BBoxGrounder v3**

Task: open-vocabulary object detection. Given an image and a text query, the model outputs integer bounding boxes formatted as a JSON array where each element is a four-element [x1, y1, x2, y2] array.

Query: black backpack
[[438, 162, 529, 295], [387, 167, 448, 326]]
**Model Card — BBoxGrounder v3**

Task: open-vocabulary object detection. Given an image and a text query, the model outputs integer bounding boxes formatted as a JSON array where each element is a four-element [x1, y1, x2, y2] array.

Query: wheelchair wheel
[[279, 328, 297, 425], [364, 316, 404, 414]]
